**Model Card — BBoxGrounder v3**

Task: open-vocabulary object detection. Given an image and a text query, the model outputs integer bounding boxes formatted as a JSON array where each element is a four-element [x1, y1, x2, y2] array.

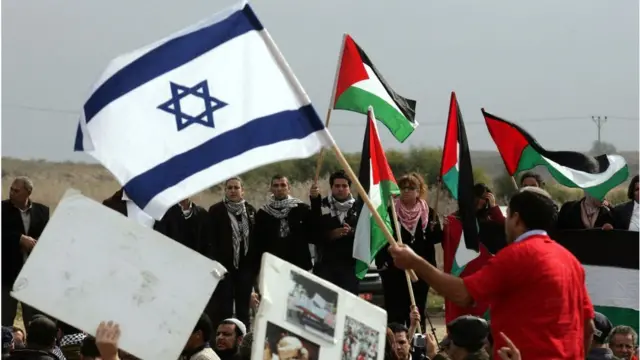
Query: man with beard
[[253, 175, 314, 273], [214, 319, 245, 360], [206, 177, 257, 333], [154, 198, 209, 255], [309, 170, 359, 293]]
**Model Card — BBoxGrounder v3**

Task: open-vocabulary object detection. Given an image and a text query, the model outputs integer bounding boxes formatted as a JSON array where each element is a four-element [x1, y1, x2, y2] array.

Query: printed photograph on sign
[[341, 316, 380, 360], [285, 269, 339, 341], [262, 321, 321, 360]]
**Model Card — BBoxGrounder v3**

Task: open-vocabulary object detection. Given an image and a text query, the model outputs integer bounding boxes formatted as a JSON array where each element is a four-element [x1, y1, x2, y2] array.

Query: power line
[[591, 115, 608, 146], [4, 103, 638, 127]]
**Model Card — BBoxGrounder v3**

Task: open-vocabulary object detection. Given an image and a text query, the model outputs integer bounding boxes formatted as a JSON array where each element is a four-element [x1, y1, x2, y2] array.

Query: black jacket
[[207, 201, 257, 273], [376, 206, 442, 270], [613, 200, 636, 230], [2, 200, 49, 286], [557, 199, 616, 230], [154, 203, 210, 255], [7, 349, 60, 360], [309, 196, 359, 267], [253, 203, 314, 273]]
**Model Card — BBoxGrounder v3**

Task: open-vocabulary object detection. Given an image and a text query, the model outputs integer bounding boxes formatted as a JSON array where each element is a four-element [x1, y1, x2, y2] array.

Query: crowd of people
[[1, 166, 638, 359]]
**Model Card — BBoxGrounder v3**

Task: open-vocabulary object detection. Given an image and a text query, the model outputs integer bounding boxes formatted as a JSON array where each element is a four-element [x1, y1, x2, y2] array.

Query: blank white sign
[[12, 189, 226, 360]]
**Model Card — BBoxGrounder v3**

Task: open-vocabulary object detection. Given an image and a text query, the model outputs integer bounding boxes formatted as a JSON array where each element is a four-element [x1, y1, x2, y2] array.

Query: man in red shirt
[[390, 187, 595, 359]]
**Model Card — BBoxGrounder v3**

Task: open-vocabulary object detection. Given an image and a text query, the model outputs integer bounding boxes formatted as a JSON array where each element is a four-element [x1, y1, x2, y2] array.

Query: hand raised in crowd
[[19, 235, 36, 251], [95, 321, 121, 360], [485, 192, 497, 207], [388, 244, 420, 270], [409, 305, 421, 327], [424, 333, 438, 360], [309, 183, 320, 198], [250, 291, 260, 310], [497, 332, 521, 360]]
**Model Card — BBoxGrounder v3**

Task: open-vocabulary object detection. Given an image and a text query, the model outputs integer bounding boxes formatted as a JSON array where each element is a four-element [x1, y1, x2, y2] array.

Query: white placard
[[11, 189, 226, 360], [252, 253, 387, 360]]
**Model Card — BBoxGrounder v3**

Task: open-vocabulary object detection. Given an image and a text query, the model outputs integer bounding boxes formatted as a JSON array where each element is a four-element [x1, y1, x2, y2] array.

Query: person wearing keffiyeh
[[205, 177, 257, 341], [253, 175, 314, 273], [375, 172, 442, 329], [309, 170, 360, 294]]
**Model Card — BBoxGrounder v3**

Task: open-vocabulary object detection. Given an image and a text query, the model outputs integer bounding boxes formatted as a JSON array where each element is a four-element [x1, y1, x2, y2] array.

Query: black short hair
[[508, 189, 557, 232], [219, 320, 243, 338], [387, 322, 408, 336], [80, 336, 101, 357], [519, 171, 544, 187], [56, 321, 81, 336], [194, 313, 213, 341], [27, 315, 57, 348], [270, 174, 288, 185], [329, 170, 351, 187], [473, 183, 491, 198], [628, 175, 639, 200]]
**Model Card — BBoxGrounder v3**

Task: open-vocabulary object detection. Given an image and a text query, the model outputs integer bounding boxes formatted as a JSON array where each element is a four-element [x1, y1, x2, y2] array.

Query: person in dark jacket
[[472, 183, 507, 254], [2, 177, 49, 326], [376, 173, 442, 329], [557, 193, 616, 230], [309, 170, 359, 294], [154, 198, 209, 255], [253, 175, 314, 273], [101, 188, 156, 228], [614, 175, 639, 231], [9, 316, 61, 360], [206, 177, 257, 334], [587, 312, 620, 360]]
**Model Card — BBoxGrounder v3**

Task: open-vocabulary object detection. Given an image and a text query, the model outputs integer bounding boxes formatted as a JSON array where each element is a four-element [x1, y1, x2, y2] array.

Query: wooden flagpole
[[389, 195, 422, 334], [313, 34, 347, 183]]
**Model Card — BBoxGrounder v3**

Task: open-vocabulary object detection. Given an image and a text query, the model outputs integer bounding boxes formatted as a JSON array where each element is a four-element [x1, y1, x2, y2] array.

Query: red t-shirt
[[463, 234, 595, 360]]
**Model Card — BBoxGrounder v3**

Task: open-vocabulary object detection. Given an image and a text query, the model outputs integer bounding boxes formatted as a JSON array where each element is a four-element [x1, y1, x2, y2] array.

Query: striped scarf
[[224, 197, 250, 269], [262, 195, 303, 238]]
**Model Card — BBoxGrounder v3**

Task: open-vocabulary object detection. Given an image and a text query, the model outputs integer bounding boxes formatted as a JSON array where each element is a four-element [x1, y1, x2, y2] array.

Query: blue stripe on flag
[[124, 104, 324, 209], [74, 123, 84, 151], [83, 4, 263, 124]]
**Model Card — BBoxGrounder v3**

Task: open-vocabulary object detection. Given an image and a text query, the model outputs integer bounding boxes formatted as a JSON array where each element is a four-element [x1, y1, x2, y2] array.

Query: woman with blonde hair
[[376, 172, 442, 330]]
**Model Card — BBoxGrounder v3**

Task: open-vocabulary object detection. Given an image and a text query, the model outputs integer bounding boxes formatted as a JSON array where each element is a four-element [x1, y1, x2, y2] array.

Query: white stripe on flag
[[584, 265, 639, 311], [543, 154, 627, 188], [76, 1, 333, 219]]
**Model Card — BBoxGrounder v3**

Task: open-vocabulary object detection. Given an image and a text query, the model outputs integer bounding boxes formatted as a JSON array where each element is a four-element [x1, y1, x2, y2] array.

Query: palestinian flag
[[353, 107, 400, 279], [440, 92, 479, 257], [555, 229, 639, 334], [333, 34, 417, 142], [482, 109, 629, 200], [443, 216, 493, 323]]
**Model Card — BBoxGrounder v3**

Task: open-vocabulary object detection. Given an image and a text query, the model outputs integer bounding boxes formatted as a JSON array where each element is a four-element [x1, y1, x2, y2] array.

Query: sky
[[2, 0, 638, 163]]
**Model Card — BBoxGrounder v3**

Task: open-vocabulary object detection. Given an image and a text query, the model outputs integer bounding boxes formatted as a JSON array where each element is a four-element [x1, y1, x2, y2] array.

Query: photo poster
[[252, 253, 387, 360], [11, 189, 227, 360]]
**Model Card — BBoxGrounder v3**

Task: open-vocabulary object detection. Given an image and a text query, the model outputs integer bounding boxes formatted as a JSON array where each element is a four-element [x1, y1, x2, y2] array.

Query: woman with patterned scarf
[[205, 177, 257, 340], [309, 170, 359, 294], [253, 175, 314, 273], [375, 172, 442, 330]]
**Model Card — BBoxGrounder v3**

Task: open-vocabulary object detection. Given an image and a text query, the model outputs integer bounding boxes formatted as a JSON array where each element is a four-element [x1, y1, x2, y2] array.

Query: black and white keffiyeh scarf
[[262, 195, 303, 238], [224, 197, 250, 269], [327, 195, 355, 223]]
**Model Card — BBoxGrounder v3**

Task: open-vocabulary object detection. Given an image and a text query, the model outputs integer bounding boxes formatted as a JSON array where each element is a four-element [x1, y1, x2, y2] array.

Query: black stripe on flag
[[351, 38, 417, 125], [454, 96, 480, 251], [553, 229, 639, 270], [482, 110, 611, 174]]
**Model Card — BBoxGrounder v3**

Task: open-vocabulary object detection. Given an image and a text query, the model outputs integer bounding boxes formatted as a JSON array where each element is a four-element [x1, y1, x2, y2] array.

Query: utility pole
[[591, 116, 608, 149]]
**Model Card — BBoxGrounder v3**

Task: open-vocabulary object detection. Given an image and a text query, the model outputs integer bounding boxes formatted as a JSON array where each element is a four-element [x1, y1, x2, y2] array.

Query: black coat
[[2, 200, 49, 286], [376, 206, 442, 270], [309, 196, 359, 266], [154, 203, 210, 255], [557, 199, 616, 230], [613, 200, 636, 230], [207, 201, 257, 273], [253, 203, 314, 273]]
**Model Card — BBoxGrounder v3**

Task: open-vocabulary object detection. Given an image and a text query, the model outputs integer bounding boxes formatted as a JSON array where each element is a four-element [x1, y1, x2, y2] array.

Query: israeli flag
[[75, 1, 334, 220]]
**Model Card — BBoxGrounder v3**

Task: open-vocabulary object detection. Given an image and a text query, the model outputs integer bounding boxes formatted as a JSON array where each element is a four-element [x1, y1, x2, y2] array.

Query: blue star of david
[[157, 80, 228, 131]]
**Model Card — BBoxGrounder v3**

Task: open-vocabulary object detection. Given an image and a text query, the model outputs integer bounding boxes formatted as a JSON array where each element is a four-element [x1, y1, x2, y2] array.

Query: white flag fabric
[[75, 0, 334, 219]]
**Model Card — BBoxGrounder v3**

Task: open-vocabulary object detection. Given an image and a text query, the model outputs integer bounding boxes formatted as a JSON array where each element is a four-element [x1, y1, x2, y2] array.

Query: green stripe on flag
[[442, 167, 459, 200]]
